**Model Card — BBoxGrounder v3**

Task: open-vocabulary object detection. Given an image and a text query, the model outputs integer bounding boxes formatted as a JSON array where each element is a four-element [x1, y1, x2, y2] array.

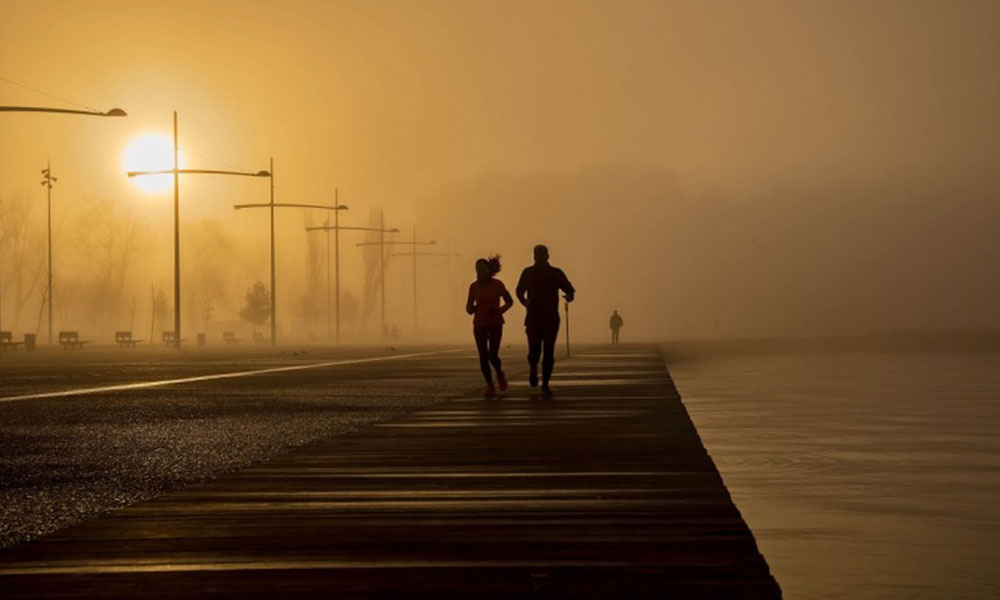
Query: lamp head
[[104, 108, 127, 117]]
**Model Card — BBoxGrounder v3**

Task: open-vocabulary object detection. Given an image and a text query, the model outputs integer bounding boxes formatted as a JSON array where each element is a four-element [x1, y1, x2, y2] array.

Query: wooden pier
[[0, 345, 780, 598]]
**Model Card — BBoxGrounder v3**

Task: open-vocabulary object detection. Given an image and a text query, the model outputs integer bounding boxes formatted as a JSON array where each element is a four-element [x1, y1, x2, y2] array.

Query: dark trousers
[[526, 317, 560, 384], [473, 325, 503, 384], [612, 328, 620, 344]]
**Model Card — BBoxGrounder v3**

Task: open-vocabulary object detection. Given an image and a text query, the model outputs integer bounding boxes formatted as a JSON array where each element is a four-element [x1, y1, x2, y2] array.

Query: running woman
[[466, 255, 514, 396]]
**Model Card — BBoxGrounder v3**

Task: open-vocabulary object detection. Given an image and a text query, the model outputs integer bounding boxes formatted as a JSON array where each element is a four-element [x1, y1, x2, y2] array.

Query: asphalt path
[[0, 344, 509, 549], [0, 345, 781, 598]]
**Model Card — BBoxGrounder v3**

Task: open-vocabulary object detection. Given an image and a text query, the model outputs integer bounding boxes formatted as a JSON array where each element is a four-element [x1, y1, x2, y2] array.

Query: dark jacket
[[515, 262, 575, 326]]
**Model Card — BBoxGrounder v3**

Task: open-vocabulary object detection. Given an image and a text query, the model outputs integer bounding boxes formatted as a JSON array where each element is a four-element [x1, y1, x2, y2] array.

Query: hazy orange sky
[[1, 0, 999, 340]]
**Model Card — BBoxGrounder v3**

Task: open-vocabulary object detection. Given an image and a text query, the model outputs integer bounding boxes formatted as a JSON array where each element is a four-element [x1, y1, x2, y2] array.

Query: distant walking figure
[[516, 245, 575, 395], [466, 255, 514, 397], [610, 310, 624, 344]]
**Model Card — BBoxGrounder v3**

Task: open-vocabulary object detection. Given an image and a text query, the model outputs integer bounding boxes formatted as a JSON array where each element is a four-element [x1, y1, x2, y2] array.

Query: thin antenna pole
[[565, 300, 571, 358], [325, 215, 331, 340], [334, 189, 341, 342], [173, 111, 181, 349], [412, 225, 418, 333], [269, 157, 276, 346], [380, 209, 386, 336], [45, 159, 54, 344]]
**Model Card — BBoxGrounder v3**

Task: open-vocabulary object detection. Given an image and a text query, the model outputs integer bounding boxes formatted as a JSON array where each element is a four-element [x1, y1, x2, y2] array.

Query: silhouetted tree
[[186, 220, 245, 333], [201, 297, 214, 334], [240, 281, 270, 336], [150, 284, 172, 339], [0, 193, 45, 331], [296, 213, 324, 333], [361, 207, 388, 334], [71, 195, 149, 334]]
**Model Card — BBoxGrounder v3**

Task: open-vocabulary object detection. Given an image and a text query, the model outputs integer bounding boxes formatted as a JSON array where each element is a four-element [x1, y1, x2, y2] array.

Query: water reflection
[[668, 351, 1000, 600]]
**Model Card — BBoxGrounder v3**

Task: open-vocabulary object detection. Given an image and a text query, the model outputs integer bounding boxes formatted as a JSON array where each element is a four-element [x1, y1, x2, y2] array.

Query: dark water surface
[[666, 350, 1000, 599]]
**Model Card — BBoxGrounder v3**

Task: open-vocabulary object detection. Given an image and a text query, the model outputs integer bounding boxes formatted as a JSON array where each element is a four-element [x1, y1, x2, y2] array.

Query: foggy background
[[1, 0, 998, 343]]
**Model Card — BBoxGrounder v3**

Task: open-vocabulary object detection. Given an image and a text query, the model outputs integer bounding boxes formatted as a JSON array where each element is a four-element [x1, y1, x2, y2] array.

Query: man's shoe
[[529, 369, 539, 388], [497, 371, 508, 392], [484, 384, 496, 397]]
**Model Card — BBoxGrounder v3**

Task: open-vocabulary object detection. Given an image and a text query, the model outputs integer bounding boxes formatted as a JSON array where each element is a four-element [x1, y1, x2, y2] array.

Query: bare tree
[[200, 297, 214, 334], [151, 284, 172, 339], [360, 207, 386, 334], [240, 281, 270, 337], [296, 213, 324, 334], [185, 220, 246, 333], [0, 193, 46, 332], [69, 195, 149, 334]]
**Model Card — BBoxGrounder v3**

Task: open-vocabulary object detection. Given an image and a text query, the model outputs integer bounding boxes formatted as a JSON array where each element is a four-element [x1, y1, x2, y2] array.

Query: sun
[[123, 134, 182, 194]]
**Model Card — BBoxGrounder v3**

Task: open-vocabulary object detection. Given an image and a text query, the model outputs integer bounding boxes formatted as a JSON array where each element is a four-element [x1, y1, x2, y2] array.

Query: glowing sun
[[123, 134, 182, 194]]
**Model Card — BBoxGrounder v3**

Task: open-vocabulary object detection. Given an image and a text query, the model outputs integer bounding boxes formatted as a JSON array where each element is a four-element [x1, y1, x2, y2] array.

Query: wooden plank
[[0, 345, 781, 598]]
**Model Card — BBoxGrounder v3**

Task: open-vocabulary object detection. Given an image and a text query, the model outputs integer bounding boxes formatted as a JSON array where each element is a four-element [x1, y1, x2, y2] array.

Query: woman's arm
[[500, 287, 514, 314], [466, 284, 476, 315]]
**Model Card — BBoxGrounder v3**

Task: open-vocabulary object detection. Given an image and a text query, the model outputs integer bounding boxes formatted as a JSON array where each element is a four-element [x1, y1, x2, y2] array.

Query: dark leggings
[[474, 325, 503, 384], [527, 318, 560, 384]]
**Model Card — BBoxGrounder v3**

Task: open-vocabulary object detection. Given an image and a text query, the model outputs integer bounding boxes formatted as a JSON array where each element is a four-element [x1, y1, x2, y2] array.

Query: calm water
[[667, 351, 1000, 600]]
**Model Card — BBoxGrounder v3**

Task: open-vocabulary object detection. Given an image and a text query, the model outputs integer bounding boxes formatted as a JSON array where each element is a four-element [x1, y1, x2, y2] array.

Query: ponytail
[[485, 254, 502, 276]]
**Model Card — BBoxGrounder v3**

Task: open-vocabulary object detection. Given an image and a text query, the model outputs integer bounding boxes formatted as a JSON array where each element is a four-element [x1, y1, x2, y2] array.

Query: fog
[[1, 0, 998, 343]]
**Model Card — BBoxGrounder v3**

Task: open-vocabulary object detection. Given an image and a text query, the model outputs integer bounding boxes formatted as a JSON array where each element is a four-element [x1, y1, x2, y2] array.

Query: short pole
[[334, 189, 341, 342], [565, 300, 571, 358], [269, 157, 276, 346]]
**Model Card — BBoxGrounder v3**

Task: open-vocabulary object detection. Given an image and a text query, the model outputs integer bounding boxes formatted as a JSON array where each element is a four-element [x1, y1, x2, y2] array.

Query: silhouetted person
[[466, 255, 513, 397], [610, 310, 624, 344], [516, 244, 575, 395]]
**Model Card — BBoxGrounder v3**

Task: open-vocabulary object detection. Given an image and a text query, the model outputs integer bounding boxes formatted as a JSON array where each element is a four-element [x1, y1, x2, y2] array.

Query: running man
[[466, 255, 514, 397], [515, 244, 575, 395]]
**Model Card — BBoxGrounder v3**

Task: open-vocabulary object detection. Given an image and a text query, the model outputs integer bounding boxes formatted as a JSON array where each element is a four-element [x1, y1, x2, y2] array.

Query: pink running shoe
[[484, 384, 496, 397], [497, 371, 508, 392]]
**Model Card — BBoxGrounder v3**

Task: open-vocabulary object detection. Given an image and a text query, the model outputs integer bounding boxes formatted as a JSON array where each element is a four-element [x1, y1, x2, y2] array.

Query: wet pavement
[[0, 345, 478, 548], [0, 344, 779, 598]]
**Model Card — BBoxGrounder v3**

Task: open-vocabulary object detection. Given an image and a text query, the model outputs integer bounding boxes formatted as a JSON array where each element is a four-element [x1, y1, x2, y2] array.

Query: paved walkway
[[0, 345, 780, 598]]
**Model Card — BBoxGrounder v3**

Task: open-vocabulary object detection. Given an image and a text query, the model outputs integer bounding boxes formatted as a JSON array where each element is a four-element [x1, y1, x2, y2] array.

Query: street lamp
[[0, 103, 126, 336], [351, 210, 403, 336], [127, 111, 270, 349], [0, 106, 126, 116], [233, 171, 346, 346], [361, 225, 435, 333], [40, 161, 57, 345], [390, 249, 462, 334], [306, 197, 399, 341]]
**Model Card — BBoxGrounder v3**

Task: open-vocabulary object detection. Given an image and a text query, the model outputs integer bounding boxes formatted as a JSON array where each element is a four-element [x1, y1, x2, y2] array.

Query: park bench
[[58, 331, 90, 350], [161, 331, 185, 346], [223, 331, 240, 345], [0, 330, 24, 352], [115, 331, 144, 349]]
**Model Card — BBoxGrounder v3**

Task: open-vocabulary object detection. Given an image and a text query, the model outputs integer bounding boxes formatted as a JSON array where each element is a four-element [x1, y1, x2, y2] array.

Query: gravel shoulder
[[0, 345, 493, 548]]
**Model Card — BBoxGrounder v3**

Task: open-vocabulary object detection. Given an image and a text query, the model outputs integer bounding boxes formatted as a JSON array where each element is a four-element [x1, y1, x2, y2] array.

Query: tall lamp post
[[352, 210, 404, 336], [0, 104, 126, 335], [233, 168, 346, 346], [391, 247, 461, 334], [305, 198, 398, 341], [40, 161, 57, 344], [128, 111, 270, 349], [366, 225, 436, 333]]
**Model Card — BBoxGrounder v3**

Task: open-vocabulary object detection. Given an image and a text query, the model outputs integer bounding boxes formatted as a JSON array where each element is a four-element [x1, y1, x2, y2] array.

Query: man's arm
[[559, 269, 576, 302], [515, 268, 530, 307]]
